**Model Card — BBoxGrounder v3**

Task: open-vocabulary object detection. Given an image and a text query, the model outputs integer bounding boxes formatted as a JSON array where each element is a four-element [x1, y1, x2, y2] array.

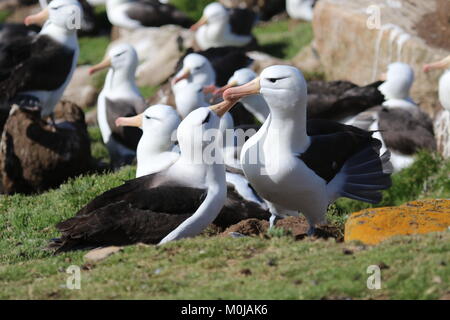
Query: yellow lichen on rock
[[345, 199, 450, 245]]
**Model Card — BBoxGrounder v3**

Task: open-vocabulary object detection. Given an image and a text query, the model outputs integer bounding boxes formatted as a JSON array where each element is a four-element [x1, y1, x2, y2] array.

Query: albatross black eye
[[268, 78, 278, 83], [202, 113, 210, 124], [145, 115, 151, 120]]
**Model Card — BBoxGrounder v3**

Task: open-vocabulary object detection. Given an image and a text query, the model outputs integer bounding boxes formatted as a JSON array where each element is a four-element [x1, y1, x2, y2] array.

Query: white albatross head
[[172, 53, 216, 88], [378, 62, 414, 101], [25, 0, 83, 31], [89, 43, 138, 76], [223, 65, 308, 113], [174, 82, 209, 119], [190, 2, 229, 31], [176, 99, 237, 161]]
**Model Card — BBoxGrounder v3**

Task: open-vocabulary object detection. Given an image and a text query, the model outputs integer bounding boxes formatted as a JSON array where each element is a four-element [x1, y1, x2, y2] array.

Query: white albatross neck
[[158, 153, 226, 244], [264, 102, 311, 155]]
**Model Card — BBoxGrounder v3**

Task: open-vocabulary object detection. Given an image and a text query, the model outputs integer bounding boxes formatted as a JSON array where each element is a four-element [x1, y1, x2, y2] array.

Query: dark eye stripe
[[267, 77, 287, 83], [202, 113, 210, 124], [115, 51, 127, 57]]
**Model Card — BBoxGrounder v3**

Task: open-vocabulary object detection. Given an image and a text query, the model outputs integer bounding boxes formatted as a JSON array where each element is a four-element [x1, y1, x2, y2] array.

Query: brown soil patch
[[415, 0, 450, 50], [221, 217, 343, 242]]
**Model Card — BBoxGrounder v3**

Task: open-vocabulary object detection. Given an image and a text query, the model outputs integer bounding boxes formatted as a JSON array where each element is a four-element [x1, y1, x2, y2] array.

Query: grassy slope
[[0, 232, 448, 299], [0, 153, 448, 299], [0, 16, 449, 299], [254, 20, 313, 60]]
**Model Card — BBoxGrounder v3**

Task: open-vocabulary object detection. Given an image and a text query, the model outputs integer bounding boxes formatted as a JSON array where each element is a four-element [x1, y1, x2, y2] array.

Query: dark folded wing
[[214, 184, 269, 227], [0, 34, 74, 101], [126, 0, 192, 28], [199, 47, 253, 86], [52, 176, 208, 251], [106, 97, 145, 150], [228, 8, 257, 35], [307, 80, 384, 121], [378, 107, 436, 155]]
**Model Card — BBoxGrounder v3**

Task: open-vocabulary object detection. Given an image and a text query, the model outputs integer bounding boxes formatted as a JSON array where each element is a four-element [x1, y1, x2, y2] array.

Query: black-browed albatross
[[106, 0, 192, 29], [115, 104, 181, 178], [190, 2, 257, 50], [224, 65, 393, 232], [0, 0, 81, 121], [348, 62, 436, 172], [49, 99, 269, 252], [89, 43, 146, 168]]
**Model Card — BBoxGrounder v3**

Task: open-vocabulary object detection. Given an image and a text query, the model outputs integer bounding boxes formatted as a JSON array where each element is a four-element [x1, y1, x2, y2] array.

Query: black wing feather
[[298, 119, 376, 182], [106, 98, 146, 150], [378, 107, 436, 155], [0, 34, 74, 101], [228, 8, 257, 35]]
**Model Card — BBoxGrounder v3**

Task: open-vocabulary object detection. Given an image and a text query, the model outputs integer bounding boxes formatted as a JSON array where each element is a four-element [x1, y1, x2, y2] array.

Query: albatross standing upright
[[89, 43, 147, 168], [224, 65, 393, 232], [0, 0, 82, 120]]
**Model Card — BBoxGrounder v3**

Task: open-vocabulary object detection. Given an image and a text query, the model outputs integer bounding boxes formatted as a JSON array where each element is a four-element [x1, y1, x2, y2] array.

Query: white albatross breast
[[89, 43, 146, 168], [224, 65, 393, 232]]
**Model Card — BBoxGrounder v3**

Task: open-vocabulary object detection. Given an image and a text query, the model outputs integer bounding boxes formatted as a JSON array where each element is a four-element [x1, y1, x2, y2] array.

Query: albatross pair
[[52, 65, 392, 250]]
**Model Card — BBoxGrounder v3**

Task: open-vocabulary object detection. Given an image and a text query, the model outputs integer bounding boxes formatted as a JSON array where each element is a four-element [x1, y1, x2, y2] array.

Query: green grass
[[0, 231, 448, 299], [139, 86, 160, 100], [254, 20, 313, 60], [170, 0, 214, 21], [0, 166, 136, 265], [88, 126, 110, 164], [0, 152, 448, 299], [78, 36, 110, 66], [0, 10, 11, 23]]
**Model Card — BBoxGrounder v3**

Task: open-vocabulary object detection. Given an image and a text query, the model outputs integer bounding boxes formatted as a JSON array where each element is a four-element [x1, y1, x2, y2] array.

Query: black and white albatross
[[89, 43, 146, 168], [0, 0, 81, 121], [224, 65, 393, 232], [49, 99, 269, 252], [106, 0, 192, 29]]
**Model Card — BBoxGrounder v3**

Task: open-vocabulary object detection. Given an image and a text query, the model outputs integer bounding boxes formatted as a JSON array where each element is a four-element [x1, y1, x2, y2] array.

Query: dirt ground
[[220, 217, 344, 242]]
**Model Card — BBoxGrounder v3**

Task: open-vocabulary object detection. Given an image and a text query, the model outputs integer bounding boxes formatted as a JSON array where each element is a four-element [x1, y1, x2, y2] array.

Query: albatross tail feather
[[328, 140, 393, 204]]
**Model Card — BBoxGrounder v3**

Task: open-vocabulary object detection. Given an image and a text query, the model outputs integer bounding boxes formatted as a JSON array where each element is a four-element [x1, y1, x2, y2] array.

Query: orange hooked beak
[[24, 8, 49, 26], [423, 55, 450, 73], [223, 77, 261, 101], [190, 16, 208, 31], [172, 68, 191, 85], [115, 114, 143, 128], [89, 56, 112, 75], [209, 98, 239, 117]]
